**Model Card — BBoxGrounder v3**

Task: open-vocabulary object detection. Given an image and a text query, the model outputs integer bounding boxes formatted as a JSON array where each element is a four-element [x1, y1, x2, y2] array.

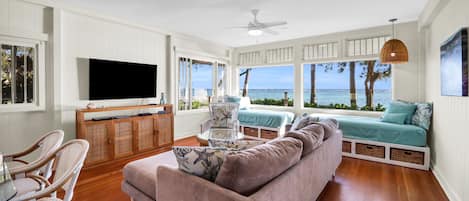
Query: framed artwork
[[441, 28, 468, 96]]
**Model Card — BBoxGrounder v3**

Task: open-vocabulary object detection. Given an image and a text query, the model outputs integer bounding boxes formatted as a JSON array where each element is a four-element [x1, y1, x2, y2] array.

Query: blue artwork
[[440, 28, 468, 96]]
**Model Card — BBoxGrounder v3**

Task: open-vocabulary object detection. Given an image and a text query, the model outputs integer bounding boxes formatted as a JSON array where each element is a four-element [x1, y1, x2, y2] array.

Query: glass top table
[[196, 130, 244, 146], [0, 154, 17, 201]]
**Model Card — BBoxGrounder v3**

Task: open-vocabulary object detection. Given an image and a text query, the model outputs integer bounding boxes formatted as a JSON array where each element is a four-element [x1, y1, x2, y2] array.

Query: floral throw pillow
[[173, 146, 227, 181], [210, 103, 239, 128], [208, 139, 265, 150], [412, 102, 433, 130]]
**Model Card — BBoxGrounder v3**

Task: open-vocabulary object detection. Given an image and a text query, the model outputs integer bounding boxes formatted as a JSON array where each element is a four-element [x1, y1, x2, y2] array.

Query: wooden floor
[[72, 136, 448, 201]]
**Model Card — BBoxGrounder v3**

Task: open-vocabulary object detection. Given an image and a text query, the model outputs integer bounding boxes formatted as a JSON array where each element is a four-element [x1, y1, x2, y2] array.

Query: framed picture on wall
[[440, 28, 468, 96]]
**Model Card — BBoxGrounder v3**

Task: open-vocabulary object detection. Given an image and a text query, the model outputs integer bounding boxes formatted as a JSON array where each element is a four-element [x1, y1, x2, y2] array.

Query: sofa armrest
[[156, 166, 251, 201]]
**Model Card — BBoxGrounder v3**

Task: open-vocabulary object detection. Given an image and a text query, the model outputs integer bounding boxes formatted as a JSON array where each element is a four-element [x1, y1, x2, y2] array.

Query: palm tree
[[309, 64, 316, 105], [240, 69, 251, 97], [349, 62, 357, 109]]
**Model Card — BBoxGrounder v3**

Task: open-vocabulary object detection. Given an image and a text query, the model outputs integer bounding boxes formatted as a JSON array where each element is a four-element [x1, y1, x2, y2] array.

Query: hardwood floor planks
[[72, 136, 448, 201]]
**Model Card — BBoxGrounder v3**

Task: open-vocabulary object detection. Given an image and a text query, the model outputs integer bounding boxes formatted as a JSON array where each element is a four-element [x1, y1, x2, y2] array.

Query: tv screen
[[440, 28, 468, 96], [89, 59, 157, 100]]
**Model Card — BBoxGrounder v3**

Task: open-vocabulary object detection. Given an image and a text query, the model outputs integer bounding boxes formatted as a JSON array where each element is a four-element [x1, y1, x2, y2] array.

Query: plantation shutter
[[303, 42, 339, 61], [346, 36, 391, 57], [238, 51, 262, 66], [265, 47, 294, 64]]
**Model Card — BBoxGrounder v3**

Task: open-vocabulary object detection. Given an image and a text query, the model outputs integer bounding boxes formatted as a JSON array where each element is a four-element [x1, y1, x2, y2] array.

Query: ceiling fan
[[231, 9, 287, 36]]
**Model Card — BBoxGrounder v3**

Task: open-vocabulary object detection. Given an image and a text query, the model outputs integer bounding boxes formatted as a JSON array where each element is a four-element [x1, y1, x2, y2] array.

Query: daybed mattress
[[238, 109, 294, 128], [316, 114, 427, 147]]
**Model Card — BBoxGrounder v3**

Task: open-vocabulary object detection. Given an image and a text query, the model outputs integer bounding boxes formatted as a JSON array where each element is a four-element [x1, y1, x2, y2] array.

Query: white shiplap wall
[[421, 0, 469, 200]]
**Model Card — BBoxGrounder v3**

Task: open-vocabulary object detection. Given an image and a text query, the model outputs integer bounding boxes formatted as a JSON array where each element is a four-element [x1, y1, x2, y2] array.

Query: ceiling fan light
[[248, 29, 263, 36]]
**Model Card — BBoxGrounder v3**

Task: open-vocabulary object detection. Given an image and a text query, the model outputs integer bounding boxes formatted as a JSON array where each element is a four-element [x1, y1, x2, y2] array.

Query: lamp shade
[[379, 39, 409, 64]]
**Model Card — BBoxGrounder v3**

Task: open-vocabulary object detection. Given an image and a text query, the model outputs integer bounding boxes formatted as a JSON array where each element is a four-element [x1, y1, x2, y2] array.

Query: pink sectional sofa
[[122, 130, 342, 201]]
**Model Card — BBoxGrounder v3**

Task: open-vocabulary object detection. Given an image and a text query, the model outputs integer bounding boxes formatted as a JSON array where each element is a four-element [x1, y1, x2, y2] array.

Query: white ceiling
[[61, 0, 428, 47]]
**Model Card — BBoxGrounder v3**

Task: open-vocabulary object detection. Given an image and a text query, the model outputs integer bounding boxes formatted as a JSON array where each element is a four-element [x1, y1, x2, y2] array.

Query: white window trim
[[174, 48, 230, 115], [0, 37, 46, 113]]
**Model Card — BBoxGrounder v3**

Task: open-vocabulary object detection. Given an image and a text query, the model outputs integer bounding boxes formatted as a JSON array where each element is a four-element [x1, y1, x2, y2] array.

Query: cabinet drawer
[[391, 148, 425, 165], [356, 143, 385, 158], [342, 141, 352, 153], [260, 129, 278, 139], [243, 127, 258, 137]]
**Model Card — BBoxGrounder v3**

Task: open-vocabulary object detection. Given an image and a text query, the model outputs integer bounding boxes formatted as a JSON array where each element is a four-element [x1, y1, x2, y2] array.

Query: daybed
[[223, 96, 295, 139], [122, 129, 343, 201], [310, 113, 430, 170], [238, 109, 294, 139]]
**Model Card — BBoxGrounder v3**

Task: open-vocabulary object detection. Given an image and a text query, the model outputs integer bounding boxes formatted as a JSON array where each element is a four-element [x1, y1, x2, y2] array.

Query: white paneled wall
[[346, 36, 390, 57], [421, 0, 469, 200], [303, 42, 338, 60], [265, 47, 293, 64], [238, 51, 261, 66]]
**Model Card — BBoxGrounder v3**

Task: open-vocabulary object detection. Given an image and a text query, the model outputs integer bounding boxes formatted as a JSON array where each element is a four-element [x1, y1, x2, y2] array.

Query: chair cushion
[[285, 124, 324, 156], [12, 178, 41, 197], [215, 137, 303, 196], [173, 146, 227, 181], [209, 103, 239, 128], [123, 151, 177, 200]]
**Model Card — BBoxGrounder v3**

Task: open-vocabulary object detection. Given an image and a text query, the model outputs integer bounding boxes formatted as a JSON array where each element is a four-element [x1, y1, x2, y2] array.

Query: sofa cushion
[[173, 146, 227, 181], [215, 137, 303, 196], [291, 114, 320, 131], [123, 151, 177, 200], [208, 139, 265, 150], [314, 118, 339, 140], [285, 124, 324, 156]]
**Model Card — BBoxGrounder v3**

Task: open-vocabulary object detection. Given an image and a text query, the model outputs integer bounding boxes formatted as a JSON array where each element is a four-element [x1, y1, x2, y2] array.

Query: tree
[[309, 64, 316, 105], [360, 61, 391, 109], [240, 69, 251, 97], [349, 62, 357, 109]]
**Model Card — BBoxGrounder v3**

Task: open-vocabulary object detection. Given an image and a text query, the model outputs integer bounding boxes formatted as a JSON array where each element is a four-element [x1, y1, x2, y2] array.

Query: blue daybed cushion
[[317, 115, 427, 147], [238, 109, 295, 128]]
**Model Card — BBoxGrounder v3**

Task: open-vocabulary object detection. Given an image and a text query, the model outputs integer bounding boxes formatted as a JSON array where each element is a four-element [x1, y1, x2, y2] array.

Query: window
[[239, 66, 294, 107], [1, 44, 35, 105], [216, 63, 226, 97], [178, 57, 227, 111], [303, 60, 391, 111]]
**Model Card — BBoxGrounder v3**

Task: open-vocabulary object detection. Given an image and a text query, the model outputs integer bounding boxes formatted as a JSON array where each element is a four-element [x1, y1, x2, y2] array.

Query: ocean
[[243, 89, 391, 107]]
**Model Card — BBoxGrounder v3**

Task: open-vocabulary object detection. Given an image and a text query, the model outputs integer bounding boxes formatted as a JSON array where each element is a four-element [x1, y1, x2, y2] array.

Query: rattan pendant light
[[380, 19, 409, 64]]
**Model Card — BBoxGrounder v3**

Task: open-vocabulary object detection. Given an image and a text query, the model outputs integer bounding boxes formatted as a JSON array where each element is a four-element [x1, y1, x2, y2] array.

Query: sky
[[188, 61, 392, 90], [239, 63, 391, 90]]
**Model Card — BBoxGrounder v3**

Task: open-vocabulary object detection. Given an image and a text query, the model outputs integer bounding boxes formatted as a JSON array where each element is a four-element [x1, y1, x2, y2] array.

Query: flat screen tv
[[89, 59, 157, 100], [440, 28, 468, 96]]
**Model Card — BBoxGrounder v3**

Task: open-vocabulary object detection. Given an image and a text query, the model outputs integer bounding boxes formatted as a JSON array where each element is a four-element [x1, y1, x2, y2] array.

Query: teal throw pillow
[[381, 113, 407, 124], [383, 101, 417, 124]]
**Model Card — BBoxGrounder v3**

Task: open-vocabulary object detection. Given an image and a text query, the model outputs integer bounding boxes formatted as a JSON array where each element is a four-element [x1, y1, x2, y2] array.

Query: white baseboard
[[431, 163, 462, 201]]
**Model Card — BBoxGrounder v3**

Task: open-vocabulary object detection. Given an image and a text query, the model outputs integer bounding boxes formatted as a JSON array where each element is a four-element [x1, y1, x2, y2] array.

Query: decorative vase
[[159, 92, 166, 104]]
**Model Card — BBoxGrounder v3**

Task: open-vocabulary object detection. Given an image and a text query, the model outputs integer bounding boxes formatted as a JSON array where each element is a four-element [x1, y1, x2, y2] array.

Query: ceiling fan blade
[[261, 21, 287, 28], [226, 26, 250, 29], [262, 28, 278, 35]]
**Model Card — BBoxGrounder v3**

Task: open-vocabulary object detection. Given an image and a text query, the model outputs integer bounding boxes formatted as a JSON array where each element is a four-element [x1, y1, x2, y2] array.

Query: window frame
[[238, 64, 296, 108], [0, 37, 46, 113], [301, 58, 393, 113], [175, 53, 229, 114]]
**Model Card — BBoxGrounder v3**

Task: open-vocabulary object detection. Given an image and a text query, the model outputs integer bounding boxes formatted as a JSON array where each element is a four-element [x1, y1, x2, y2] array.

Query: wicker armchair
[[201, 103, 240, 139], [9, 139, 89, 201], [4, 130, 64, 179]]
